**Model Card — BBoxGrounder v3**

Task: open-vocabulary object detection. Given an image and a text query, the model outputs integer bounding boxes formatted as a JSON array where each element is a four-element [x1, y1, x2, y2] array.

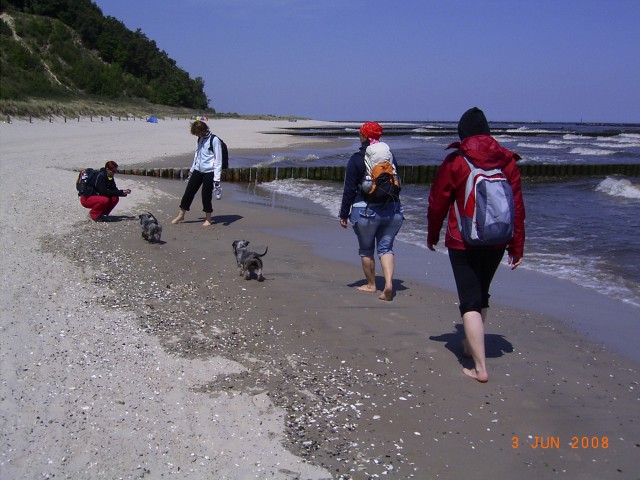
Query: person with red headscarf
[[339, 122, 404, 301]]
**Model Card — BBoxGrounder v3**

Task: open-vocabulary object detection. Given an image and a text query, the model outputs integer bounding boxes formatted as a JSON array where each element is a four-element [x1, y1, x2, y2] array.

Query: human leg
[[474, 248, 505, 309], [359, 255, 377, 292], [351, 207, 377, 293], [171, 209, 186, 224], [448, 249, 488, 381], [200, 172, 214, 219], [462, 310, 489, 382], [101, 196, 119, 216], [463, 308, 487, 357], [378, 253, 395, 300], [173, 172, 203, 223], [375, 210, 403, 301], [81, 195, 111, 221], [462, 250, 504, 378]]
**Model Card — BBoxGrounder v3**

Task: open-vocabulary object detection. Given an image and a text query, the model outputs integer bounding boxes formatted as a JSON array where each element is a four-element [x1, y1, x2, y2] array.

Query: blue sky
[[92, 0, 639, 123]]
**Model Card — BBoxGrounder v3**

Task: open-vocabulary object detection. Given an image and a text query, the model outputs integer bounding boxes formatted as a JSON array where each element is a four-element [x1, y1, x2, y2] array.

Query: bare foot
[[463, 367, 488, 383], [462, 339, 472, 358], [171, 216, 184, 224], [202, 220, 213, 227], [378, 288, 393, 301], [356, 285, 377, 293]]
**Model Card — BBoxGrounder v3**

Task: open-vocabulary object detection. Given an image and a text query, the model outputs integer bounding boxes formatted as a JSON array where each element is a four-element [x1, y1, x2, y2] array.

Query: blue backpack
[[454, 155, 514, 246]]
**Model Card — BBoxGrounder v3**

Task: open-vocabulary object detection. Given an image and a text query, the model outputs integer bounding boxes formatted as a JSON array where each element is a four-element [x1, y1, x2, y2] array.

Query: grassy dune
[[0, 97, 303, 121]]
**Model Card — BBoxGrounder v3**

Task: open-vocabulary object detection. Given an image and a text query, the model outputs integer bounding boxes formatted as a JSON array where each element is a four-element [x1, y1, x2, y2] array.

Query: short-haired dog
[[232, 240, 268, 281], [139, 212, 162, 243]]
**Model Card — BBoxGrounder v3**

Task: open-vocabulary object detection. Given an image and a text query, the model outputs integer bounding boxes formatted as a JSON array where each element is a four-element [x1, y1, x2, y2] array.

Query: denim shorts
[[350, 204, 404, 257]]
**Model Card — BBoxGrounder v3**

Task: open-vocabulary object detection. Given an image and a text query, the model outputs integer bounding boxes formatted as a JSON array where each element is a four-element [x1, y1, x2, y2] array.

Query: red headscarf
[[360, 121, 383, 141]]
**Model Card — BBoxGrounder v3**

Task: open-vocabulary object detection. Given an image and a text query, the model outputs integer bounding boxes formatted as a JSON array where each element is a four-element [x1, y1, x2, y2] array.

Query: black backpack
[[76, 168, 101, 196], [209, 135, 229, 170]]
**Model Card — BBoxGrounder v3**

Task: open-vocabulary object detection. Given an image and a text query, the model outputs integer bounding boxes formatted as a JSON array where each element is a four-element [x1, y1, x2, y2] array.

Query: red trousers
[[80, 195, 119, 220]]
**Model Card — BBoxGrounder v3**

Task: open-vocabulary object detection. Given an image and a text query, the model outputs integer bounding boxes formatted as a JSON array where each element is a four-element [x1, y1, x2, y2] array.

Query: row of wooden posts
[[119, 163, 640, 184]]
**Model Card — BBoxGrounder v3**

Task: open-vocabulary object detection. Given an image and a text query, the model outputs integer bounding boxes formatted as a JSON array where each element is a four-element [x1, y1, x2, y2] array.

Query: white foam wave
[[258, 178, 340, 214], [517, 142, 563, 150], [254, 155, 288, 167], [592, 142, 623, 149], [506, 127, 556, 133], [594, 135, 640, 148], [412, 125, 445, 132], [549, 139, 580, 145], [569, 147, 615, 156], [411, 135, 442, 142], [522, 251, 640, 309], [595, 177, 640, 199], [254, 153, 321, 168], [492, 135, 518, 143], [563, 134, 584, 140]]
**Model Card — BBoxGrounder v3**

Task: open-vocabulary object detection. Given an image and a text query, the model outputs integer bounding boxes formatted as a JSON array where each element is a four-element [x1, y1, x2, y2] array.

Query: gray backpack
[[454, 155, 514, 246]]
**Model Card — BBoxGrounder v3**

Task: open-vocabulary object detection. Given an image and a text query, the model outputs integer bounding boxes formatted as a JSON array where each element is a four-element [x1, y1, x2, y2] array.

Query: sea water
[[232, 121, 640, 309]]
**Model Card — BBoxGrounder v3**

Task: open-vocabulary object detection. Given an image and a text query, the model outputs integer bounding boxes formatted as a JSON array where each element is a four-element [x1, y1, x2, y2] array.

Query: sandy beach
[[1, 118, 638, 479]]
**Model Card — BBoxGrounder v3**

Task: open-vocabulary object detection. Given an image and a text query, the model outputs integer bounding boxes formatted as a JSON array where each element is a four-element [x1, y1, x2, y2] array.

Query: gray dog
[[139, 212, 162, 243], [232, 240, 268, 281]]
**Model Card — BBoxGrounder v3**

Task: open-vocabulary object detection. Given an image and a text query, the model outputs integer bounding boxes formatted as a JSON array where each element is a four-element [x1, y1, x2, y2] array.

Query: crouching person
[[79, 161, 131, 222]]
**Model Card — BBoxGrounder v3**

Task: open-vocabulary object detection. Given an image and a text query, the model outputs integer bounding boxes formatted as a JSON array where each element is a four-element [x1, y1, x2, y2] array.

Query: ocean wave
[[253, 155, 288, 167], [595, 176, 640, 199], [412, 125, 446, 132], [517, 142, 563, 150], [492, 135, 518, 143], [592, 142, 625, 150], [410, 135, 442, 142], [549, 139, 581, 145], [258, 178, 340, 214], [563, 134, 585, 140], [522, 252, 640, 308], [594, 135, 640, 148], [506, 127, 556, 133], [569, 147, 615, 156], [254, 153, 321, 168]]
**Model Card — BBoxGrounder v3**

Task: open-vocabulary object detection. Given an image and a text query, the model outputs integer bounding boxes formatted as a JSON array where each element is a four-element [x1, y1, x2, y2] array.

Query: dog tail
[[147, 212, 157, 222], [256, 246, 268, 257]]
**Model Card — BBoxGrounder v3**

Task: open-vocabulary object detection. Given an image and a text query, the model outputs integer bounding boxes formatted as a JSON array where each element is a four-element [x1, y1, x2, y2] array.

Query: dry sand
[[1, 118, 638, 479]]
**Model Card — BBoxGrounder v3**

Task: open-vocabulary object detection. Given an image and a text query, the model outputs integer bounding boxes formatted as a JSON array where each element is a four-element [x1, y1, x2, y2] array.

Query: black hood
[[458, 107, 490, 140]]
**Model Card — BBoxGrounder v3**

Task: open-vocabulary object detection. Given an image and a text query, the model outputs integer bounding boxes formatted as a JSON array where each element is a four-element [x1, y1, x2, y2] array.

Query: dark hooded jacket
[[92, 168, 127, 197], [427, 111, 525, 258]]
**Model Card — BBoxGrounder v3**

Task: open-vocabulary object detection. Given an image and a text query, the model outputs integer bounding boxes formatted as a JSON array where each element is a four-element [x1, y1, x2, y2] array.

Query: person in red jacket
[[427, 107, 525, 383]]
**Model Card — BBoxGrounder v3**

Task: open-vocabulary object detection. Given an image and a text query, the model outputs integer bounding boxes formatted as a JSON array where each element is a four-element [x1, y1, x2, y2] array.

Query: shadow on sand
[[429, 324, 513, 367]]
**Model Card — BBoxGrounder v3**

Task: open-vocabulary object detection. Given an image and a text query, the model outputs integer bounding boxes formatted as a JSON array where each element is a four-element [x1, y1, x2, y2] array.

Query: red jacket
[[427, 135, 525, 259]]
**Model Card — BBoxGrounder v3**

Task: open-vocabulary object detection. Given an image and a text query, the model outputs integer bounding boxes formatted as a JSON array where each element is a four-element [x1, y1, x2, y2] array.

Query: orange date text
[[511, 435, 609, 449]]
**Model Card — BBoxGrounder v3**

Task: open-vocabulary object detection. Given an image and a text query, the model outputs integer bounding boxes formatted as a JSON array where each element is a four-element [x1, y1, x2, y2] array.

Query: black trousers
[[448, 247, 505, 316], [179, 170, 213, 213]]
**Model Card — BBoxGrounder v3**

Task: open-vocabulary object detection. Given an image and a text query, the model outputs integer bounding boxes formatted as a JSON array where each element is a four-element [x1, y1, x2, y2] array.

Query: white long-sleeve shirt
[[190, 132, 222, 182]]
